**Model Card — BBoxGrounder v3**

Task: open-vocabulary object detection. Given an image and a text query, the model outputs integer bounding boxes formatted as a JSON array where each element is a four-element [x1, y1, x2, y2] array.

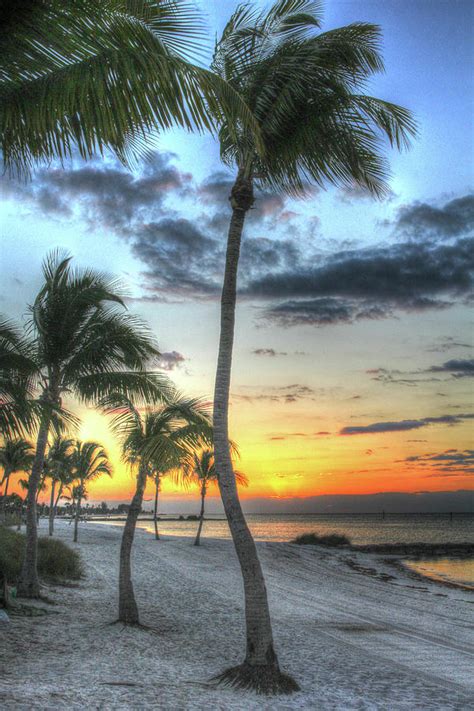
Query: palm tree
[[208, 0, 417, 693], [181, 449, 248, 546], [0, 438, 34, 521], [103, 392, 212, 624], [45, 436, 75, 536], [15, 251, 167, 598], [1, 0, 256, 177], [0, 318, 38, 438], [71, 440, 112, 542]]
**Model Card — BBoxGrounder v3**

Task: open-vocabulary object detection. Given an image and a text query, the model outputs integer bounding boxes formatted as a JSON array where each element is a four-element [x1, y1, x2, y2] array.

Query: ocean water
[[122, 512, 474, 546], [98, 512, 474, 586]]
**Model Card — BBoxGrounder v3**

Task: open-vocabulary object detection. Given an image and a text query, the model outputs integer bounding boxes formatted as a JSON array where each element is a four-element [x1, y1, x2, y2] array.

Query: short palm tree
[[208, 0, 416, 693], [180, 449, 248, 546], [71, 440, 112, 542], [14, 251, 167, 598], [0, 438, 34, 520], [1, 0, 255, 176], [45, 436, 75, 536], [103, 392, 212, 624]]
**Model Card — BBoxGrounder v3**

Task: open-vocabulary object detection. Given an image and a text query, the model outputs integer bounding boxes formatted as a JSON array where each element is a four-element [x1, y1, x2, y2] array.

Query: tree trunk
[[48, 481, 56, 536], [153, 474, 160, 541], [73, 492, 81, 543], [194, 484, 206, 546], [212, 174, 298, 694], [17, 412, 51, 598], [118, 463, 147, 624], [0, 469, 10, 522]]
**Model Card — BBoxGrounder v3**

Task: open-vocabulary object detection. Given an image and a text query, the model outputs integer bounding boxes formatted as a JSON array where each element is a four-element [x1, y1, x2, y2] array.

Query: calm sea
[[99, 512, 474, 587]]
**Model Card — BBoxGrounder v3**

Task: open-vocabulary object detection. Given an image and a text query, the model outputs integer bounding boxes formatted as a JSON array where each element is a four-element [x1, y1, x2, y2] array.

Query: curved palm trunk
[[17, 412, 51, 598], [213, 174, 298, 694], [153, 474, 160, 541], [194, 484, 206, 546], [73, 492, 81, 543], [118, 463, 147, 624]]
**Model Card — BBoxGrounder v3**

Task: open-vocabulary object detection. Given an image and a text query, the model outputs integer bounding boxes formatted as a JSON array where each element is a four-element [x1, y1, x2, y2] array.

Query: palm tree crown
[[0, 0, 255, 176], [212, 0, 416, 197], [181, 448, 248, 490]]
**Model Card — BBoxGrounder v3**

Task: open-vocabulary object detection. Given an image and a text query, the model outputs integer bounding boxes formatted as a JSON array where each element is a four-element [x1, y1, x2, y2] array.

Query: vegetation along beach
[[0, 1, 472, 709]]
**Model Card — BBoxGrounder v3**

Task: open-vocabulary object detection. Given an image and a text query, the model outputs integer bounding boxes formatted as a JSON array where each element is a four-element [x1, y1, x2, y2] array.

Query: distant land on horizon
[[88, 490, 473, 515]]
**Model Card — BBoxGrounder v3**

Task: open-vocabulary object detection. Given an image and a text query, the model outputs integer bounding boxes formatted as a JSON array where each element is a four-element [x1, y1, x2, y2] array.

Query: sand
[[1, 519, 473, 710]]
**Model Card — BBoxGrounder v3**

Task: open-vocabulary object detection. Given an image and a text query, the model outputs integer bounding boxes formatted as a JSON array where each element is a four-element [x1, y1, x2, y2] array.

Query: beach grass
[[291, 533, 351, 547], [0, 526, 83, 588]]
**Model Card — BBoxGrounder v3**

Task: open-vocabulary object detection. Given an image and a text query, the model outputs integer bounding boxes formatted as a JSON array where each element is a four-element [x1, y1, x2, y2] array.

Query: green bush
[[291, 532, 351, 547], [0, 526, 83, 584]]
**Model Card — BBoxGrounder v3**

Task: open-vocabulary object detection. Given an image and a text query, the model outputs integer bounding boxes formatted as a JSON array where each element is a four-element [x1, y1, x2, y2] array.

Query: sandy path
[[1, 520, 473, 710]]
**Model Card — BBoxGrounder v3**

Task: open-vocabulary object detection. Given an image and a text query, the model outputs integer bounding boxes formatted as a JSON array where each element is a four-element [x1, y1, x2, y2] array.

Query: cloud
[[403, 449, 474, 477], [5, 159, 472, 326], [252, 348, 288, 357], [340, 413, 474, 435], [253, 236, 473, 327], [156, 351, 186, 371], [426, 336, 472, 353], [393, 194, 474, 239], [428, 358, 474, 378], [234, 383, 317, 404]]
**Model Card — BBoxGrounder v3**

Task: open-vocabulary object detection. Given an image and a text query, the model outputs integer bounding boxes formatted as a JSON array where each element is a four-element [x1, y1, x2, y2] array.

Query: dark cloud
[[403, 449, 474, 477], [340, 413, 474, 435], [253, 348, 288, 357], [428, 358, 474, 378], [248, 238, 473, 301], [156, 351, 186, 371], [394, 194, 474, 239], [5, 157, 472, 326]]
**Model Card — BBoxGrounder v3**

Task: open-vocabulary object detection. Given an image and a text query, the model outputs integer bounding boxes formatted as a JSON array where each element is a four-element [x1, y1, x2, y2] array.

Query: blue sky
[[0, 1, 472, 510]]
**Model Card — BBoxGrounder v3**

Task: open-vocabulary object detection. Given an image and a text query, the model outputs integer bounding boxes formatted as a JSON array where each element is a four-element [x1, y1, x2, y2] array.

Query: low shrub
[[0, 526, 83, 585], [291, 532, 351, 547]]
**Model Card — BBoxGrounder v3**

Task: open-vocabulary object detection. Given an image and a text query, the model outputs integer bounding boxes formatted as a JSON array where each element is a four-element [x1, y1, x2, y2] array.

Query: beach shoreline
[[1, 519, 473, 710]]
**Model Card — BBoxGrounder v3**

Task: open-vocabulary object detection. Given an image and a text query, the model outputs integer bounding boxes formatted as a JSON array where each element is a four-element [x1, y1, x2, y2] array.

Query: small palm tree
[[0, 438, 34, 520], [13, 251, 167, 598], [103, 391, 212, 624], [208, 0, 416, 692], [45, 436, 75, 536], [71, 441, 112, 542], [180, 449, 248, 546]]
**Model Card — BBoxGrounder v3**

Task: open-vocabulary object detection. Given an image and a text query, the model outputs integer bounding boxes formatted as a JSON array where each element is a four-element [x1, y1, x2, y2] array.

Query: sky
[[0, 0, 473, 513]]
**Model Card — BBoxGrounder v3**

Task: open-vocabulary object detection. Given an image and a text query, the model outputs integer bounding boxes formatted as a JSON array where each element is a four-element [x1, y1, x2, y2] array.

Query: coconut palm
[[180, 449, 248, 546], [0, 438, 34, 521], [103, 392, 212, 624], [45, 436, 75, 536], [71, 441, 112, 542], [1, 0, 257, 177], [0, 318, 38, 438], [208, 0, 416, 692], [15, 251, 167, 598]]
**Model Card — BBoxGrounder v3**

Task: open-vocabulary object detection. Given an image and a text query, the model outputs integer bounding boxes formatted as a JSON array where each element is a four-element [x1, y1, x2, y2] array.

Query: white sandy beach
[[1, 519, 473, 710]]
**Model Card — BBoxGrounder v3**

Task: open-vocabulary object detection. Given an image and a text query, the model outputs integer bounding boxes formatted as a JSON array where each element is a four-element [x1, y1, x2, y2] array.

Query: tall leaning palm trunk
[[210, 0, 415, 693], [119, 463, 148, 624], [213, 174, 295, 691]]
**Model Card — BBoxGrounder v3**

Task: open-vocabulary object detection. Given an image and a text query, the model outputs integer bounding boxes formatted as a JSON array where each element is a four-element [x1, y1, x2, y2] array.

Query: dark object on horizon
[[187, 514, 199, 521], [292, 533, 351, 547]]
